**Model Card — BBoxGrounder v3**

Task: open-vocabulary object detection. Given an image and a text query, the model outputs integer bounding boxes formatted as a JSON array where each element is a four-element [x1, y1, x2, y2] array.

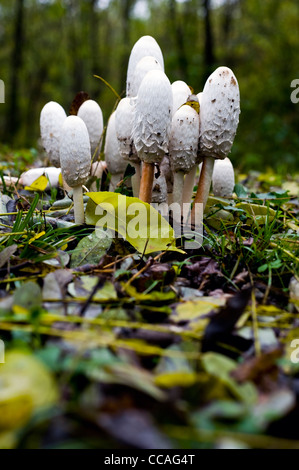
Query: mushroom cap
[[77, 99, 104, 156], [169, 105, 200, 173], [132, 69, 173, 165], [40, 101, 67, 167], [126, 35, 164, 98], [200, 66, 240, 160], [105, 112, 128, 176], [171, 80, 191, 114], [20, 167, 61, 188], [59, 116, 91, 187], [152, 173, 167, 204], [212, 157, 235, 197], [130, 55, 162, 98], [115, 97, 139, 164], [197, 92, 203, 106]]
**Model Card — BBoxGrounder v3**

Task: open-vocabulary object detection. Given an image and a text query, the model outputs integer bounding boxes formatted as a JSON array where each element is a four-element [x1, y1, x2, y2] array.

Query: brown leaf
[[69, 91, 90, 115]]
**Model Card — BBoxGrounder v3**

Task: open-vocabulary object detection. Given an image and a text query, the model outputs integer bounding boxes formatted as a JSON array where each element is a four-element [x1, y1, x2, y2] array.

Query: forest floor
[[0, 145, 298, 449]]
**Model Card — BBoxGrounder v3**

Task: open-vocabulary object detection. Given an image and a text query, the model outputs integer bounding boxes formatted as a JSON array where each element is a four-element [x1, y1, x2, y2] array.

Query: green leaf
[[234, 183, 248, 198], [85, 192, 183, 255], [201, 352, 257, 405], [70, 229, 112, 267], [235, 202, 276, 225]]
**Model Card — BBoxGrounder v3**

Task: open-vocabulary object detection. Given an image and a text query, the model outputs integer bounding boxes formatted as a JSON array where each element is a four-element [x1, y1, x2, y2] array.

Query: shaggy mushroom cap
[[130, 56, 162, 98], [171, 80, 191, 114], [200, 66, 240, 160], [40, 101, 67, 167], [132, 69, 173, 165], [212, 157, 235, 197], [126, 36, 164, 98], [77, 99, 104, 156], [59, 116, 91, 187], [169, 105, 200, 173], [115, 98, 139, 164], [105, 112, 127, 175]]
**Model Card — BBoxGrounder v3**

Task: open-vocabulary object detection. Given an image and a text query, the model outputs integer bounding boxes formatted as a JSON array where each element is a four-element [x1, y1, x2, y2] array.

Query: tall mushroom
[[126, 36, 164, 98], [130, 56, 162, 99], [190, 66, 240, 225], [212, 157, 235, 198], [105, 111, 127, 192], [169, 104, 200, 208], [132, 69, 173, 203], [77, 99, 104, 159], [115, 97, 140, 196], [59, 116, 91, 224], [40, 101, 67, 167]]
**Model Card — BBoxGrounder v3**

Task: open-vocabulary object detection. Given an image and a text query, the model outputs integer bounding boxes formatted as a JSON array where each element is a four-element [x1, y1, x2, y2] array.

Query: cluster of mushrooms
[[23, 35, 240, 228]]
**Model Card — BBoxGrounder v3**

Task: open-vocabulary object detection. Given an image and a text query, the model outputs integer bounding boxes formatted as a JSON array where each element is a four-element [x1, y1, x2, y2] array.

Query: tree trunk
[[6, 0, 25, 141], [168, 0, 188, 82], [203, 0, 215, 78], [119, 0, 135, 94]]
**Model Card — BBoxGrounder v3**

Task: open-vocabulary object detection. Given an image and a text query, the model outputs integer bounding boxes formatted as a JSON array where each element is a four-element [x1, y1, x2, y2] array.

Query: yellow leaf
[[86, 192, 184, 254], [28, 231, 45, 244], [25, 175, 48, 192]]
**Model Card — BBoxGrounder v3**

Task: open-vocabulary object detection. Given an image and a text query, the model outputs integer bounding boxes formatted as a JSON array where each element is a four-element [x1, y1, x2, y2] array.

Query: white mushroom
[[77, 99, 104, 158], [212, 157, 235, 198], [115, 97, 140, 197], [132, 69, 173, 203], [59, 116, 91, 224], [169, 104, 200, 208], [19, 167, 61, 188], [171, 80, 191, 114], [130, 55, 162, 98], [105, 112, 127, 192], [191, 66, 240, 225], [40, 101, 67, 167], [126, 35, 164, 98]]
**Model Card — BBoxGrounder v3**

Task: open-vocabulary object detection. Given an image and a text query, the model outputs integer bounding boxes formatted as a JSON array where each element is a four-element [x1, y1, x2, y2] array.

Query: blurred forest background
[[0, 0, 298, 172]]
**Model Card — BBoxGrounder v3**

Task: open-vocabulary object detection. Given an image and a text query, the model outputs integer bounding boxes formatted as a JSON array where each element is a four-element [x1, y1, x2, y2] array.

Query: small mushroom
[[105, 112, 127, 191], [59, 116, 91, 224], [77, 99, 104, 158], [171, 80, 192, 114], [126, 35, 164, 98], [191, 66, 240, 225], [115, 97, 140, 196], [169, 104, 200, 208], [212, 157, 235, 198], [40, 101, 67, 167], [133, 69, 173, 203]]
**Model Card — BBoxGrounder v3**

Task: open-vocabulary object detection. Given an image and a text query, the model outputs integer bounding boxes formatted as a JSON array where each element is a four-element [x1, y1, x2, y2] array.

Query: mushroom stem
[[172, 171, 185, 207], [73, 185, 85, 224], [190, 156, 214, 226], [139, 162, 154, 203], [109, 173, 122, 192], [182, 165, 197, 206], [131, 162, 141, 198]]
